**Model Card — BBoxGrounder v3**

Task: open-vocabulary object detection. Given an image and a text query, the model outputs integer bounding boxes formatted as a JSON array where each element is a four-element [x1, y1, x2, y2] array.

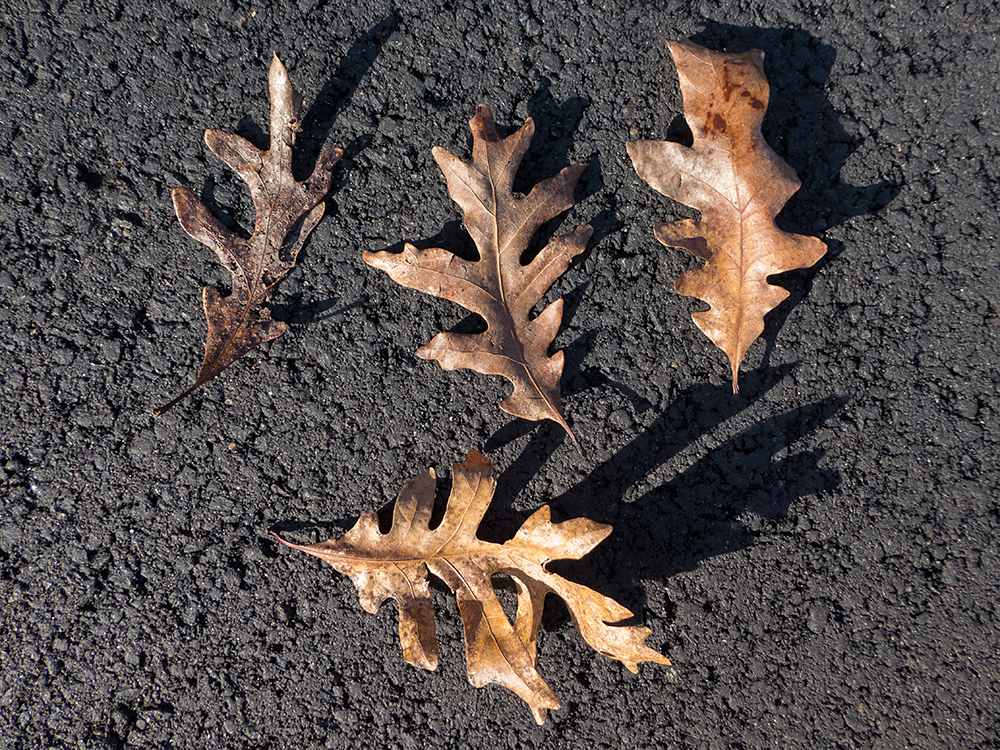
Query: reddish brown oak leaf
[[270, 450, 668, 724], [364, 105, 591, 448], [627, 39, 827, 392], [154, 54, 342, 416]]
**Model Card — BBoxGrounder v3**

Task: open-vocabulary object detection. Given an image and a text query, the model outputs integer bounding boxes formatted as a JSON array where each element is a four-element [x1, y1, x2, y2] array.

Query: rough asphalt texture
[[1, 0, 998, 747]]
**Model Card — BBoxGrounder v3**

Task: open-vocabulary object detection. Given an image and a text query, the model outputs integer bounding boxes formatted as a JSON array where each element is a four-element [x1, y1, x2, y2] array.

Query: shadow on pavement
[[493, 368, 845, 619]]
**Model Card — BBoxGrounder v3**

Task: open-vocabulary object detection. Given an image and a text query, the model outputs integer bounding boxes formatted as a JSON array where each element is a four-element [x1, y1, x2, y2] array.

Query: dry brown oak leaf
[[270, 450, 668, 724], [627, 39, 827, 393], [154, 54, 342, 416], [364, 105, 592, 448]]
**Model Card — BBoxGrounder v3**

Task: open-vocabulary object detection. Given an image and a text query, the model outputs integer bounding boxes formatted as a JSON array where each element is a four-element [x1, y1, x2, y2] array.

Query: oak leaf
[[364, 105, 591, 448], [270, 450, 668, 724], [154, 54, 342, 416], [627, 39, 827, 392]]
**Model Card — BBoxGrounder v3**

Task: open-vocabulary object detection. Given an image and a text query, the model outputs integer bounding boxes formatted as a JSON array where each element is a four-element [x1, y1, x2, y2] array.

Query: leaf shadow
[[521, 81, 593, 265], [326, 132, 375, 196], [271, 293, 369, 326], [548, 390, 846, 622], [581, 198, 614, 256], [293, 13, 399, 180], [198, 175, 251, 243], [492, 366, 844, 610], [496, 371, 760, 513], [379, 219, 474, 262], [523, 79, 588, 185], [284, 15, 399, 289]]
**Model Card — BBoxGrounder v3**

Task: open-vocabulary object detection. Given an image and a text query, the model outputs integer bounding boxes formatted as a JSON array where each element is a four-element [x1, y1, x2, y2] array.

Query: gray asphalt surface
[[1, 0, 998, 747]]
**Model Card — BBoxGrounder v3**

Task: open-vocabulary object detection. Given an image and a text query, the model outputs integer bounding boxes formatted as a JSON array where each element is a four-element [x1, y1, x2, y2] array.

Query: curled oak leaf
[[154, 53, 342, 416], [627, 39, 827, 393], [270, 450, 668, 724], [364, 105, 591, 449]]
